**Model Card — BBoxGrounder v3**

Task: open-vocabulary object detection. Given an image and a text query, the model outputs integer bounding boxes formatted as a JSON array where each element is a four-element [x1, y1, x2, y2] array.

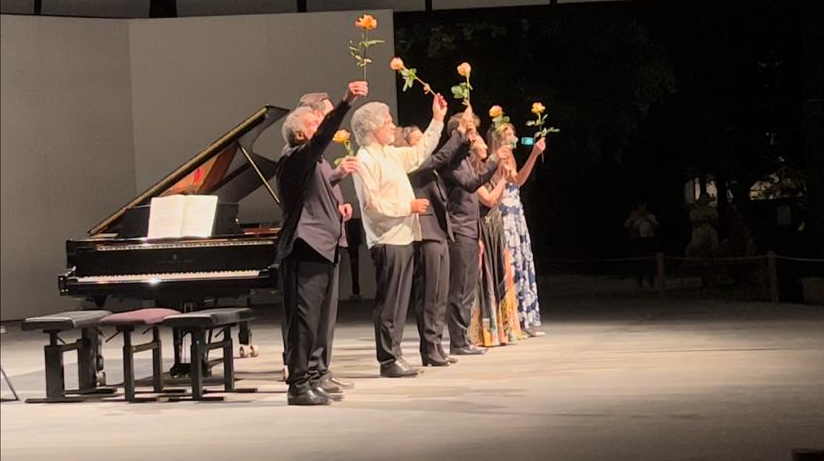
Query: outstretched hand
[[345, 80, 369, 104], [532, 137, 546, 157], [432, 93, 448, 122]]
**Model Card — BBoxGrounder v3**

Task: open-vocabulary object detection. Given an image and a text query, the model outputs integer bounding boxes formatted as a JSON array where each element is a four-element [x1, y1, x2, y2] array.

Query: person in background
[[624, 200, 659, 288]]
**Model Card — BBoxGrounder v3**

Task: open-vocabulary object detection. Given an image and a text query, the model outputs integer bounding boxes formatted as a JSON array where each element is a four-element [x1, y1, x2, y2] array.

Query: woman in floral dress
[[487, 123, 546, 337]]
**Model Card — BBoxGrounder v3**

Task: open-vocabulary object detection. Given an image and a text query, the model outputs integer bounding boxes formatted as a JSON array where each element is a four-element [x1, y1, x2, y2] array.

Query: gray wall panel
[[1, 16, 136, 320], [0, 0, 33, 14], [177, 0, 297, 17], [307, 0, 424, 13], [41, 0, 149, 17]]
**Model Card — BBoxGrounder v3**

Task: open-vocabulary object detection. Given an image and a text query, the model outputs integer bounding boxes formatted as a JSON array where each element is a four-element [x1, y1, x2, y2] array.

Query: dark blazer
[[407, 130, 471, 242], [274, 100, 351, 264], [440, 151, 497, 240]]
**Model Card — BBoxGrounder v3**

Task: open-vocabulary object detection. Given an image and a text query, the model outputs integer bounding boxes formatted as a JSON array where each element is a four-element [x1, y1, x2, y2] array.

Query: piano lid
[[89, 105, 289, 236]]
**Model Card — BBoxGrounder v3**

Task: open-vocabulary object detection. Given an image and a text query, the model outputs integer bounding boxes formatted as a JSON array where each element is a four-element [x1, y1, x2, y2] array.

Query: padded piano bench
[[21, 310, 115, 403], [100, 308, 180, 402], [161, 308, 256, 400]]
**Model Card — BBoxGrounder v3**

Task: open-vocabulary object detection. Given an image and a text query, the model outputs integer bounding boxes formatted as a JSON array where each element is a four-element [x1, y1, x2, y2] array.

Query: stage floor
[[2, 292, 823, 461]]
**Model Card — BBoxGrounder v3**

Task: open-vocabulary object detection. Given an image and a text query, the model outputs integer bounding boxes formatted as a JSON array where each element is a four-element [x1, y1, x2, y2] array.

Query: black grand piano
[[57, 105, 289, 375], [59, 105, 288, 307]]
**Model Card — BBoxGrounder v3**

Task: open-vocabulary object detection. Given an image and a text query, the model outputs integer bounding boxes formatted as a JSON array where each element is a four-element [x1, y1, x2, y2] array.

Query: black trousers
[[280, 244, 340, 393], [447, 234, 479, 349], [413, 239, 450, 360], [370, 243, 414, 366]]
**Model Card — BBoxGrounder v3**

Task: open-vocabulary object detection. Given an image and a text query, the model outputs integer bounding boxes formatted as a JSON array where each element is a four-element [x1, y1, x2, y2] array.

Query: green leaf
[[362, 39, 385, 48], [450, 85, 463, 98], [526, 121, 536, 126], [502, 116, 510, 124], [334, 157, 344, 166]]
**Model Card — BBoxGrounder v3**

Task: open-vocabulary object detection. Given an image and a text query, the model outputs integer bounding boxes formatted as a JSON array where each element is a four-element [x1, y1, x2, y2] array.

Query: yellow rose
[[355, 14, 378, 30], [531, 102, 546, 115], [390, 57, 405, 71], [488, 105, 503, 118], [457, 62, 472, 77], [332, 129, 350, 144]]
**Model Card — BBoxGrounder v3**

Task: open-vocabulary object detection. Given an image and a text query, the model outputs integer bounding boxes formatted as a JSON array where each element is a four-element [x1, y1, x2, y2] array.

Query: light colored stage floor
[[1, 292, 823, 461]]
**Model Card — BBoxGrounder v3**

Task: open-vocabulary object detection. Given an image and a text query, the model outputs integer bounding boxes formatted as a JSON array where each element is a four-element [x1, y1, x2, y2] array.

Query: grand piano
[[57, 105, 289, 376], [59, 105, 288, 307]]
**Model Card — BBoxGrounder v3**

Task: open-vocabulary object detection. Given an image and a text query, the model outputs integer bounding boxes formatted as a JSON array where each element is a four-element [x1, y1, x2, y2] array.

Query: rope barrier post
[[767, 251, 779, 303], [656, 252, 665, 296]]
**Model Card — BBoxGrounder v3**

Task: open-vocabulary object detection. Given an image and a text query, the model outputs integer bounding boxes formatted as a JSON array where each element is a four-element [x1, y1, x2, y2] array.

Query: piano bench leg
[[222, 326, 234, 392], [151, 327, 163, 393], [121, 327, 135, 401]]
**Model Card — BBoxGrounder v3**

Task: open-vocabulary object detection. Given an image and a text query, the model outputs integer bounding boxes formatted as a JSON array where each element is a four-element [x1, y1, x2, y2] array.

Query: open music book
[[147, 195, 218, 239]]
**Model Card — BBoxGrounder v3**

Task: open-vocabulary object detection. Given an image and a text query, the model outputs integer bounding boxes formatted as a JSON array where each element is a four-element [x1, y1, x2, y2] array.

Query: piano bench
[[160, 308, 256, 401], [21, 310, 116, 403], [100, 308, 180, 403]]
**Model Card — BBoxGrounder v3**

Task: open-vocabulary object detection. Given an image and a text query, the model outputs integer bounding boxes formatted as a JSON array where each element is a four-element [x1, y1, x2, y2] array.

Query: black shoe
[[287, 389, 331, 406], [329, 376, 354, 389], [380, 361, 421, 378], [450, 345, 487, 356], [313, 386, 344, 402], [437, 346, 458, 364], [317, 379, 343, 394], [421, 355, 450, 367]]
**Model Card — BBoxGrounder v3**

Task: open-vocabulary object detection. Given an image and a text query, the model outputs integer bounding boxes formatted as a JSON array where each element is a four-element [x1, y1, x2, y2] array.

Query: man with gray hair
[[351, 94, 447, 378], [275, 80, 367, 405]]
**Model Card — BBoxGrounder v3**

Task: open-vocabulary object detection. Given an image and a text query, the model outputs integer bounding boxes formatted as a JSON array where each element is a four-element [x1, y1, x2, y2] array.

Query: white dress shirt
[[353, 120, 444, 248]]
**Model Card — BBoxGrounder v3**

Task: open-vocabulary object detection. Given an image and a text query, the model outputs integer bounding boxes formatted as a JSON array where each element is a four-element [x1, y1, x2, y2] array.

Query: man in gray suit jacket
[[407, 108, 478, 366], [275, 81, 367, 406]]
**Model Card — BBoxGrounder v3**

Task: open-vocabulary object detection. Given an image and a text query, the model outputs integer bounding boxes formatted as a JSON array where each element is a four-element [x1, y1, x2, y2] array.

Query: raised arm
[[442, 157, 498, 193], [513, 137, 546, 187], [409, 130, 469, 177], [396, 93, 448, 172]]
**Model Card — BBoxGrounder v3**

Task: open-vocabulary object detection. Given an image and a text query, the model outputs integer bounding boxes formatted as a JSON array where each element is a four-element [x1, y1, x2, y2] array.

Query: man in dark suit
[[275, 81, 367, 405], [440, 111, 498, 356], [407, 107, 478, 366]]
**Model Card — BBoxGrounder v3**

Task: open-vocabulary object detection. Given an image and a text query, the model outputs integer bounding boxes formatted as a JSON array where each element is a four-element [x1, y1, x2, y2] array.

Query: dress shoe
[[313, 386, 344, 402], [421, 355, 450, 367], [318, 379, 343, 394], [329, 376, 354, 389], [380, 361, 421, 378], [287, 389, 330, 406], [450, 345, 487, 356], [437, 346, 458, 364]]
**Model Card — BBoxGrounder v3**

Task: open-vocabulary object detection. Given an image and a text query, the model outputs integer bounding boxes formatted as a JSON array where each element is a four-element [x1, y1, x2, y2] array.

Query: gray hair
[[281, 106, 314, 146], [297, 92, 331, 112], [351, 102, 391, 146]]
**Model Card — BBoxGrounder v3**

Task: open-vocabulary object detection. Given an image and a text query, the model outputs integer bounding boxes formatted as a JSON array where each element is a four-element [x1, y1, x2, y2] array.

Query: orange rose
[[332, 129, 350, 144], [355, 14, 378, 30], [390, 57, 405, 71], [489, 105, 503, 118], [531, 102, 546, 115], [457, 62, 472, 77]]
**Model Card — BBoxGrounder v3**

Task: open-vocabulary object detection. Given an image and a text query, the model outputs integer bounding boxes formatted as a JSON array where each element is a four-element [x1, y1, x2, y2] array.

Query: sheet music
[[147, 195, 217, 239], [181, 195, 218, 237]]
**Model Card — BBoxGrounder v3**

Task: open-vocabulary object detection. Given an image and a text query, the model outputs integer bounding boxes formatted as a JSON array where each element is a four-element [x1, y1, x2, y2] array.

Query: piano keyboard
[[75, 270, 261, 284]]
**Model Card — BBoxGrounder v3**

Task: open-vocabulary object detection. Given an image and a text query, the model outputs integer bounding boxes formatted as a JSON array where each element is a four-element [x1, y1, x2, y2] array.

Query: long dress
[[500, 182, 541, 330], [469, 201, 521, 347]]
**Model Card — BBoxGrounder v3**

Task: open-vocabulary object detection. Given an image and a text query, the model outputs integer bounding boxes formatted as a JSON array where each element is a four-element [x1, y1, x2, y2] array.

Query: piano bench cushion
[[22, 310, 113, 331], [161, 308, 254, 329], [100, 308, 181, 327]]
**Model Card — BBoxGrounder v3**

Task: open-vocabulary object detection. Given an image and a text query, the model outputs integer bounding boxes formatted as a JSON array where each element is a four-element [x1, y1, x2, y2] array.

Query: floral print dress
[[500, 182, 541, 330]]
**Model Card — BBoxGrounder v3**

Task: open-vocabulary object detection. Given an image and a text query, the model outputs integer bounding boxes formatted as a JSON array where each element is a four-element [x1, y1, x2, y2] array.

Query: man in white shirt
[[351, 94, 447, 378]]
